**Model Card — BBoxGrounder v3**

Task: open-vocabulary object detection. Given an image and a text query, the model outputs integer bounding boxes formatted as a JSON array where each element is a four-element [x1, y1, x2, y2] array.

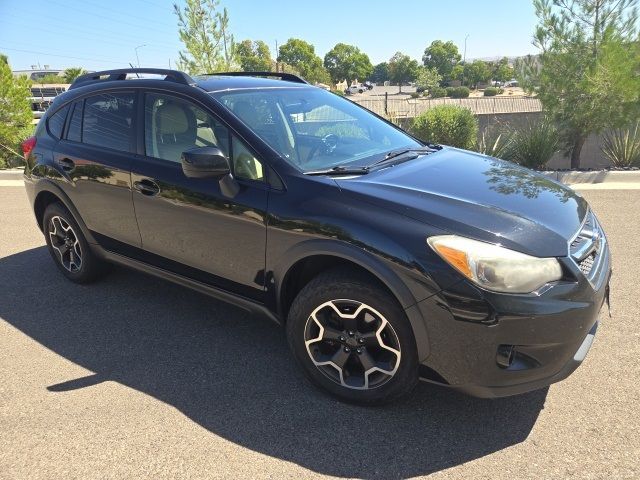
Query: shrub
[[32, 74, 64, 84], [430, 86, 446, 98], [506, 119, 559, 169], [445, 87, 455, 97], [411, 105, 478, 149], [601, 123, 640, 167], [449, 86, 470, 98], [409, 92, 420, 99], [483, 87, 503, 97]]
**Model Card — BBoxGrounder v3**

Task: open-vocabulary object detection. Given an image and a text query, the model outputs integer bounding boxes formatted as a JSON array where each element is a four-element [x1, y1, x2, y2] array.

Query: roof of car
[[195, 75, 314, 93]]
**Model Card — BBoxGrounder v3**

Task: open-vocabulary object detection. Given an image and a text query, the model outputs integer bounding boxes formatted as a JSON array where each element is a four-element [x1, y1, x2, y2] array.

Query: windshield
[[211, 87, 421, 172]]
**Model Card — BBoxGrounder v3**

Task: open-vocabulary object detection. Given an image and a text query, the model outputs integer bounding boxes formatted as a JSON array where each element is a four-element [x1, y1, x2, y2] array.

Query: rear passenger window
[[82, 93, 135, 153], [47, 104, 70, 139], [66, 101, 83, 143]]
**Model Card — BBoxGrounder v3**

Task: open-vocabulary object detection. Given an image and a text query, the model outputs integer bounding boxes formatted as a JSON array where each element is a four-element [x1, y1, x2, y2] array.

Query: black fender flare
[[273, 239, 431, 360], [30, 179, 98, 245]]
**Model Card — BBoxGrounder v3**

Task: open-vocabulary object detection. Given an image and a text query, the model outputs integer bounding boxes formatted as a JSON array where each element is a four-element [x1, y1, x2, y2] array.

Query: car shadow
[[0, 247, 547, 479]]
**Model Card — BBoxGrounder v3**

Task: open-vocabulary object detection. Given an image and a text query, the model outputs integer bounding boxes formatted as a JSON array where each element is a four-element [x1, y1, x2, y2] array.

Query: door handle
[[133, 179, 160, 196], [56, 157, 75, 171]]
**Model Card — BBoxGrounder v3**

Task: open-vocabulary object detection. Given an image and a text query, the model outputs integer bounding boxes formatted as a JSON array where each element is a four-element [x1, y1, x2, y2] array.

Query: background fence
[[351, 96, 543, 118]]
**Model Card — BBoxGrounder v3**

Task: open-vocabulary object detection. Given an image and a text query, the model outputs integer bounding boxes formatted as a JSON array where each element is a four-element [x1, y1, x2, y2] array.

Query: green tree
[[371, 62, 389, 83], [63, 67, 86, 83], [0, 55, 32, 168], [492, 57, 513, 83], [173, 0, 235, 74], [463, 60, 492, 88], [278, 38, 330, 84], [529, 0, 640, 168], [422, 40, 461, 82], [323, 43, 373, 85], [415, 66, 442, 93], [388, 52, 420, 92], [235, 40, 272, 72]]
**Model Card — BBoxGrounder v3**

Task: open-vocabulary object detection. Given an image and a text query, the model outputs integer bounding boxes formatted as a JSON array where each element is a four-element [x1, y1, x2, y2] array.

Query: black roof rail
[[70, 68, 196, 90], [203, 71, 308, 85]]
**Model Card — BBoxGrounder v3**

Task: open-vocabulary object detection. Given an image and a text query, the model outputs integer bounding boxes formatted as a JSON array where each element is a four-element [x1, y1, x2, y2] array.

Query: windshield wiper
[[304, 165, 370, 176], [369, 145, 439, 169]]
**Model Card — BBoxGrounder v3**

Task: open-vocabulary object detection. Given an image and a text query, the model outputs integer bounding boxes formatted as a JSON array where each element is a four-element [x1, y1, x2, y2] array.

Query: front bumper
[[416, 243, 611, 399]]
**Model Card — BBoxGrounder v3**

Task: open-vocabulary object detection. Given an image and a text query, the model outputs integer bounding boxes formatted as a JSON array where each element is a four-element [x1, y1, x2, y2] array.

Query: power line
[[0, 46, 125, 65], [3, 16, 178, 52]]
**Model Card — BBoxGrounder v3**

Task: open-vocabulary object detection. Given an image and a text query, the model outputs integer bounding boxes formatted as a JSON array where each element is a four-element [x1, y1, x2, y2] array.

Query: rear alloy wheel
[[43, 202, 107, 283], [287, 268, 418, 405], [48, 215, 83, 273]]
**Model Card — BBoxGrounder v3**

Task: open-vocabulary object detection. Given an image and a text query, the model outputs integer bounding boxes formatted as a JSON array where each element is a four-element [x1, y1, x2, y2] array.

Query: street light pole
[[462, 34, 469, 86], [135, 44, 146, 68]]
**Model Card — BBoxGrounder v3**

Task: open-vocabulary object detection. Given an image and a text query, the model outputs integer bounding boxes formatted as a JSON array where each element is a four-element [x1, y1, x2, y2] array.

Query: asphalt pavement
[[0, 185, 638, 479]]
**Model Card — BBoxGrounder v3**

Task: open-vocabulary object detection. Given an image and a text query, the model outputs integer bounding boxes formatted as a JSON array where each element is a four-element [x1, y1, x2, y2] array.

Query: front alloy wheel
[[287, 268, 418, 405], [304, 299, 401, 390]]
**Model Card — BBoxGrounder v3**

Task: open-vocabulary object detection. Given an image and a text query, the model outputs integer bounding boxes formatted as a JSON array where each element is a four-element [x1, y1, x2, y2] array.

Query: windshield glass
[[211, 87, 421, 172]]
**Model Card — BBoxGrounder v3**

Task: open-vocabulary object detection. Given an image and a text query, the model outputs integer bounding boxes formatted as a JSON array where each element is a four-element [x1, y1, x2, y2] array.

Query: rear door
[[53, 90, 141, 247], [131, 91, 269, 301]]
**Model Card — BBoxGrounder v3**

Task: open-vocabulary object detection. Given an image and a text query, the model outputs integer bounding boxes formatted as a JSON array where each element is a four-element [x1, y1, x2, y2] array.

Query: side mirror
[[181, 146, 230, 179]]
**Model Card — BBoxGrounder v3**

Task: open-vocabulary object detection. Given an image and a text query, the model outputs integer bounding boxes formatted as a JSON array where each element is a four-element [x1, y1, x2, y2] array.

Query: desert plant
[[411, 104, 478, 149], [430, 86, 446, 98], [507, 119, 559, 169], [601, 123, 640, 167], [477, 127, 513, 158]]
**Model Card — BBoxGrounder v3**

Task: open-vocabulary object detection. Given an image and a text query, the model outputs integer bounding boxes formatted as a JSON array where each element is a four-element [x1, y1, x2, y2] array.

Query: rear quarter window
[[46, 104, 70, 139], [66, 101, 83, 143]]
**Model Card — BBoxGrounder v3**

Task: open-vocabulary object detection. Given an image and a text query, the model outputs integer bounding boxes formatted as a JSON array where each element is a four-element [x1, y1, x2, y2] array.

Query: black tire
[[43, 202, 108, 284], [286, 268, 419, 405]]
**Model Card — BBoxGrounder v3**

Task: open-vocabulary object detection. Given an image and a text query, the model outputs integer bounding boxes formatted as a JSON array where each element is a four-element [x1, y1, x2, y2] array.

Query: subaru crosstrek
[[22, 68, 611, 405]]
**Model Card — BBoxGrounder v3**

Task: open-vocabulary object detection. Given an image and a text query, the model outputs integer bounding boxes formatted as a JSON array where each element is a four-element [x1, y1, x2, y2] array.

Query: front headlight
[[427, 235, 562, 294]]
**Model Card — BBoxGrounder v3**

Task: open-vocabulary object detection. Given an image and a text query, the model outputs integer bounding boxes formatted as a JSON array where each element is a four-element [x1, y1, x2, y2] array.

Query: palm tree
[[63, 67, 86, 83]]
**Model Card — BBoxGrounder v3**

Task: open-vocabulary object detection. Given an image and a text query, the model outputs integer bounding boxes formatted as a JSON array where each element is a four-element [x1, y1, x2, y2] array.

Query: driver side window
[[144, 93, 264, 181]]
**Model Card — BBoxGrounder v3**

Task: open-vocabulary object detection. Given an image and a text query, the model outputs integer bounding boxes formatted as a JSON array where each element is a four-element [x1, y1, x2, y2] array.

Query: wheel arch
[[274, 240, 430, 360], [32, 181, 97, 245]]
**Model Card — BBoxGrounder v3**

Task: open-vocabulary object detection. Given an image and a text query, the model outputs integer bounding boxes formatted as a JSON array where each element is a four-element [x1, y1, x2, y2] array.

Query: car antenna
[[129, 63, 140, 78]]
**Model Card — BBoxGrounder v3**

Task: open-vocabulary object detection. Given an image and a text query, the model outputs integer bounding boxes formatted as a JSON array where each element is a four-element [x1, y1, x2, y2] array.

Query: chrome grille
[[579, 253, 595, 275], [570, 210, 604, 280]]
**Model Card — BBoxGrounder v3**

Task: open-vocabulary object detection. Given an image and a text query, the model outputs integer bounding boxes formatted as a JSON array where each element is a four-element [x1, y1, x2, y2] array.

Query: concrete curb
[[541, 170, 640, 185], [0, 168, 24, 180]]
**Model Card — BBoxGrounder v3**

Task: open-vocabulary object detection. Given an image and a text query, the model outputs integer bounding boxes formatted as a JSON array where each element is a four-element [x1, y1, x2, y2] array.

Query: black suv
[[22, 68, 611, 405]]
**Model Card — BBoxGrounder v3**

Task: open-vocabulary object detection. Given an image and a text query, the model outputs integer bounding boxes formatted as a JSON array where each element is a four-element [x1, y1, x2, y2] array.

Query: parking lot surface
[[0, 185, 638, 479]]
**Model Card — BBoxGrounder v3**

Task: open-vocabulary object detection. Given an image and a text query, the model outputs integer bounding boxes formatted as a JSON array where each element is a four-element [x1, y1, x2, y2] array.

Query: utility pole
[[275, 39, 279, 72], [461, 34, 469, 86]]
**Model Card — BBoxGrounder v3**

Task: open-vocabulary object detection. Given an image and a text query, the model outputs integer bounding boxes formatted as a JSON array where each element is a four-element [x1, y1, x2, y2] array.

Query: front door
[[131, 91, 269, 300]]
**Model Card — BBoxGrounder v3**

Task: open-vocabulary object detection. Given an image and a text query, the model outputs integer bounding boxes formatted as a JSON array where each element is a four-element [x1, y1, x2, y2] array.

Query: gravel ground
[[0, 186, 638, 480]]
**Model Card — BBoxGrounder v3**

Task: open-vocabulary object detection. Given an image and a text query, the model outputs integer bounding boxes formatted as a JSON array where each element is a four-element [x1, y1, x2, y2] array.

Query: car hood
[[336, 148, 588, 257]]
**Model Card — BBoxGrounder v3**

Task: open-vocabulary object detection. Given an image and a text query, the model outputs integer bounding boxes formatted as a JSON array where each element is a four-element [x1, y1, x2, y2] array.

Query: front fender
[[272, 238, 432, 361]]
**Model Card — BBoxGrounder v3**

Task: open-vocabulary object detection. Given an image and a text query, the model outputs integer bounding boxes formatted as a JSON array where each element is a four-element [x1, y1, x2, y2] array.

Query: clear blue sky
[[0, 0, 538, 71]]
